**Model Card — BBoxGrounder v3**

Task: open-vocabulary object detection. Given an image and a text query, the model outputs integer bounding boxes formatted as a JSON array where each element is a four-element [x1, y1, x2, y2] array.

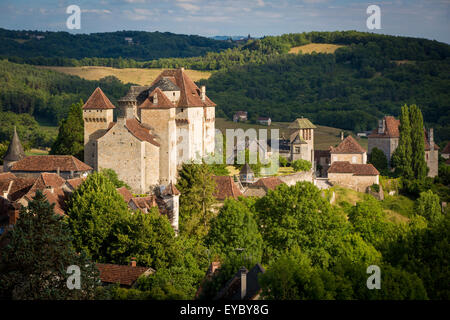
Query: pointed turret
[[3, 126, 26, 172]]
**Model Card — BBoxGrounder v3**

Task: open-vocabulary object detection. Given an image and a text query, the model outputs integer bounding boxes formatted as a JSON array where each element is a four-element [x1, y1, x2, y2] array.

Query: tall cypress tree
[[50, 100, 84, 160], [409, 104, 427, 180], [392, 105, 413, 179]]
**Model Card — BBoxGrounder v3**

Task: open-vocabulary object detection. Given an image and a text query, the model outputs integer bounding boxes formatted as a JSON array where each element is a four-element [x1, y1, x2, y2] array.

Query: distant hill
[[0, 28, 235, 60]]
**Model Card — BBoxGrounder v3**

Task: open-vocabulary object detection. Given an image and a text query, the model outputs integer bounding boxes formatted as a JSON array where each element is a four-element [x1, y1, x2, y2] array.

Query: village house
[[288, 118, 315, 163], [368, 116, 439, 177], [442, 142, 450, 159], [212, 175, 243, 201], [83, 68, 216, 194], [243, 176, 284, 197], [330, 135, 367, 165], [233, 111, 248, 122], [327, 161, 380, 193], [257, 117, 271, 126]]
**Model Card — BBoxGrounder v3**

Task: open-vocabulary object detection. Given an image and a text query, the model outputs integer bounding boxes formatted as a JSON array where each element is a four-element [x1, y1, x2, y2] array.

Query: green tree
[[67, 172, 129, 261], [50, 100, 84, 160], [368, 147, 388, 172], [206, 198, 263, 262], [176, 162, 217, 238], [409, 104, 427, 180], [392, 105, 413, 178], [291, 159, 312, 172], [100, 168, 131, 190], [255, 182, 348, 266], [0, 191, 100, 300], [415, 190, 442, 223]]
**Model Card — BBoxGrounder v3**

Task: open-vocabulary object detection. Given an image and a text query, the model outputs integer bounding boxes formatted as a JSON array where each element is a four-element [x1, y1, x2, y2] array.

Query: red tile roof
[[331, 136, 366, 154], [117, 186, 133, 203], [8, 177, 36, 201], [66, 177, 85, 190], [252, 177, 284, 191], [368, 116, 400, 138], [10, 155, 92, 172], [82, 87, 116, 110], [0, 172, 16, 182], [212, 176, 242, 200], [139, 87, 175, 109], [328, 161, 379, 176], [24, 173, 66, 199], [149, 68, 216, 108], [96, 263, 153, 286], [125, 119, 160, 147], [129, 196, 157, 212], [442, 142, 450, 155]]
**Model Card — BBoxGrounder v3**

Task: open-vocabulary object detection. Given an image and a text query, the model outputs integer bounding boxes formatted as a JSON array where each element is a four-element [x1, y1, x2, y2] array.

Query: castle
[[83, 68, 216, 193]]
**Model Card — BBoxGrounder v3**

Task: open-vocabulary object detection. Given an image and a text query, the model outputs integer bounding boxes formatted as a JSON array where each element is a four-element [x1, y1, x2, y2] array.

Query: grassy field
[[26, 148, 49, 156], [215, 117, 366, 151], [37, 66, 212, 85], [289, 43, 345, 54]]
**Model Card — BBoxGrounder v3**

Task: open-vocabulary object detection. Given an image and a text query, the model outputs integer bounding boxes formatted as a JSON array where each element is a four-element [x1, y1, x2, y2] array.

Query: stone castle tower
[[83, 68, 216, 193]]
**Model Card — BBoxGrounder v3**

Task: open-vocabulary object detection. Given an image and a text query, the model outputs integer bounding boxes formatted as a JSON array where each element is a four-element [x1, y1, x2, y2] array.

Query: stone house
[[212, 176, 243, 201], [83, 68, 216, 194], [233, 111, 248, 122], [330, 135, 367, 165], [243, 176, 284, 197], [288, 118, 316, 163], [96, 260, 155, 288], [327, 161, 380, 193], [368, 116, 400, 167], [442, 142, 450, 159]]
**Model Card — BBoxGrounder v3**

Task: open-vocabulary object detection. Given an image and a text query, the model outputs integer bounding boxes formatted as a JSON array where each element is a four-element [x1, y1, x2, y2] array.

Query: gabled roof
[[239, 163, 254, 175], [139, 87, 175, 109], [212, 176, 242, 200], [7, 177, 36, 201], [162, 182, 180, 196], [368, 116, 400, 138], [10, 155, 92, 172], [288, 118, 316, 129], [330, 136, 366, 154], [96, 263, 154, 286], [129, 196, 157, 212], [82, 87, 116, 110], [3, 127, 25, 162], [214, 264, 265, 300], [252, 177, 284, 191], [328, 161, 379, 176], [148, 77, 180, 92], [66, 177, 85, 190], [0, 172, 16, 182], [290, 131, 307, 144], [125, 119, 160, 147], [24, 173, 66, 198], [442, 142, 450, 154]]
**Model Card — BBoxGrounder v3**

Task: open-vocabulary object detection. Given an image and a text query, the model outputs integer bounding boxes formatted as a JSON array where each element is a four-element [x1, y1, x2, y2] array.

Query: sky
[[0, 0, 449, 43]]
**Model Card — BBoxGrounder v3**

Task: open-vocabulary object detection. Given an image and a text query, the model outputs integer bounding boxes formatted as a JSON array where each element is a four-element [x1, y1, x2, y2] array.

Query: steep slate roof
[[252, 177, 284, 191], [10, 156, 92, 172], [96, 263, 154, 286], [3, 127, 25, 162], [290, 131, 307, 144], [288, 118, 316, 129], [442, 142, 450, 154], [117, 186, 134, 203], [239, 163, 254, 176], [214, 264, 265, 300], [139, 87, 175, 109], [125, 119, 160, 147], [368, 116, 400, 138], [328, 161, 379, 176], [82, 87, 116, 110], [212, 176, 243, 200], [330, 136, 366, 154], [162, 182, 180, 196], [148, 77, 180, 92]]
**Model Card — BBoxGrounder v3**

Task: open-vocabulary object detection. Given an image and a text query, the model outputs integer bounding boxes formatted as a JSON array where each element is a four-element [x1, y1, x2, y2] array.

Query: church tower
[[3, 126, 26, 172], [82, 87, 115, 171]]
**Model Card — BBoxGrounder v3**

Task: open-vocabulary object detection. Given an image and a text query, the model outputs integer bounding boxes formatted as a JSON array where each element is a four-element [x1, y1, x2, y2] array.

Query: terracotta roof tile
[[82, 87, 116, 110], [331, 136, 366, 154], [96, 263, 153, 286], [125, 119, 160, 147], [11, 155, 92, 172], [369, 116, 400, 138], [442, 142, 450, 155], [139, 87, 174, 109], [212, 176, 242, 200], [0, 172, 16, 182], [117, 186, 133, 203], [24, 173, 66, 199], [252, 177, 284, 191], [66, 177, 85, 190], [129, 196, 157, 212], [328, 161, 379, 176], [8, 177, 36, 201]]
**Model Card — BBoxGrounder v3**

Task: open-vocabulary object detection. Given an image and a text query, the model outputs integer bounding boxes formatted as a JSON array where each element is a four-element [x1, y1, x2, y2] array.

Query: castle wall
[[426, 149, 439, 178], [331, 153, 365, 164], [83, 109, 114, 171], [204, 106, 215, 155], [368, 137, 398, 166], [97, 121, 146, 194]]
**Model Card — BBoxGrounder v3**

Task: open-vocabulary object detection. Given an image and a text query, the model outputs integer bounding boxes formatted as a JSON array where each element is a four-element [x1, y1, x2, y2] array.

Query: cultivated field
[[289, 43, 345, 54], [38, 66, 212, 85]]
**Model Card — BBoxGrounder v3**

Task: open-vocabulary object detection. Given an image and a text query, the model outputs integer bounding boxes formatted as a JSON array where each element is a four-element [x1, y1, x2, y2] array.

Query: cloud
[[81, 9, 112, 14], [176, 2, 201, 12]]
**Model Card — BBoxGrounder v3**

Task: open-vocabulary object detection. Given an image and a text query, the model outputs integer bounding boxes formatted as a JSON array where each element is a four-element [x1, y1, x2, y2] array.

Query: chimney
[[429, 128, 434, 150], [130, 257, 137, 267], [378, 119, 385, 134], [153, 93, 158, 105], [56, 167, 60, 176], [240, 267, 248, 300], [340, 132, 344, 141], [201, 86, 206, 102]]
